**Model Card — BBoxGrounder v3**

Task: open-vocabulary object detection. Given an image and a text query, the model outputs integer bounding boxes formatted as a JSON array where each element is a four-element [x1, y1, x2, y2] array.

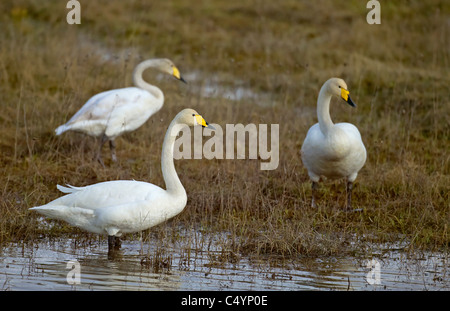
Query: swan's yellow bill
[[340, 88, 350, 101], [173, 66, 181, 79], [194, 114, 207, 127], [173, 66, 186, 83]]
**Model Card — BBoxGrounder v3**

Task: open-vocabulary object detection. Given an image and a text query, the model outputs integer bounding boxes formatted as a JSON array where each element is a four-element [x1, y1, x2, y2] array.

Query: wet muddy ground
[[0, 235, 447, 291]]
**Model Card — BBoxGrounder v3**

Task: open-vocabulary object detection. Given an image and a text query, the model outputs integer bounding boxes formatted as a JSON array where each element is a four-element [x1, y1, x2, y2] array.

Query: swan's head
[[326, 78, 356, 107], [175, 108, 215, 130], [156, 58, 187, 84]]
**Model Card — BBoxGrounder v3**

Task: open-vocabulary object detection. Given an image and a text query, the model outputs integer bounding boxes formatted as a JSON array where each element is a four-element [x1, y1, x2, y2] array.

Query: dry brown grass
[[0, 0, 448, 258]]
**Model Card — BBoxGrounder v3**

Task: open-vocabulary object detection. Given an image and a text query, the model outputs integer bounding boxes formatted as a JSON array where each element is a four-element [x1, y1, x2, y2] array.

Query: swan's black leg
[[346, 181, 353, 211], [108, 235, 115, 251], [96, 134, 108, 167], [311, 181, 318, 208], [108, 235, 122, 252], [109, 139, 117, 162]]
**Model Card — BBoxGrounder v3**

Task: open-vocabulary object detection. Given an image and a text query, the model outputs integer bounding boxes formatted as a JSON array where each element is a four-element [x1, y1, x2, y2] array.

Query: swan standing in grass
[[32, 108, 213, 253], [301, 78, 366, 210], [55, 58, 186, 165]]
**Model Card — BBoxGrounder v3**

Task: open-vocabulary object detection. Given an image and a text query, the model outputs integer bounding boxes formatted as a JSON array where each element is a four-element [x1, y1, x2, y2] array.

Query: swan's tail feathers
[[57, 184, 85, 194], [30, 205, 94, 220], [55, 124, 69, 136]]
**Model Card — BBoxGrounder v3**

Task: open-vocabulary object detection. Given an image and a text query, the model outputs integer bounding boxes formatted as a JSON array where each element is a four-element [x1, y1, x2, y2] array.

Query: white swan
[[300, 78, 366, 210], [55, 58, 186, 165], [32, 108, 213, 252]]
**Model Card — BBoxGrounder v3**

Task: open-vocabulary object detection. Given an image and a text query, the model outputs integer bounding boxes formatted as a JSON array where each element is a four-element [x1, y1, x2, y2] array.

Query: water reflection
[[0, 237, 448, 291]]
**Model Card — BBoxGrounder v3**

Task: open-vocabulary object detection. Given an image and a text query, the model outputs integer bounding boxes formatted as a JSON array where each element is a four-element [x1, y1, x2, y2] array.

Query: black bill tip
[[203, 122, 216, 130], [346, 95, 356, 108]]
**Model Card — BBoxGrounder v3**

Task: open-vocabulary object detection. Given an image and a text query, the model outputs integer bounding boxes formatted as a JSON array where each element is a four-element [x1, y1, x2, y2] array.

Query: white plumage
[[55, 88, 159, 138], [301, 78, 366, 210], [55, 58, 186, 165], [32, 108, 213, 252], [34, 181, 175, 236]]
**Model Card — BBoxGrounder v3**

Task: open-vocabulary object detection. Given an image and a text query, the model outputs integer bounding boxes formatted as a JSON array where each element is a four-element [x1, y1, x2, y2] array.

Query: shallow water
[[181, 70, 274, 106], [0, 236, 448, 291]]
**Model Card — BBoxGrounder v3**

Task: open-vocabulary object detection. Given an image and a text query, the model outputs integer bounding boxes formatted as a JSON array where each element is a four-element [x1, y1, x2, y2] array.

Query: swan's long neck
[[317, 85, 334, 135], [132, 59, 164, 99], [161, 119, 186, 196]]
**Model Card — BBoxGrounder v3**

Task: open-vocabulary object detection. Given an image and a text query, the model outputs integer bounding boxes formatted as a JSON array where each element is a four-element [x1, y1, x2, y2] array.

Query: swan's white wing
[[57, 87, 163, 137], [102, 89, 163, 137], [301, 123, 325, 159], [335, 123, 363, 141], [30, 180, 172, 235], [335, 122, 367, 180], [301, 122, 366, 181], [52, 180, 165, 211], [67, 88, 155, 123], [302, 123, 364, 159]]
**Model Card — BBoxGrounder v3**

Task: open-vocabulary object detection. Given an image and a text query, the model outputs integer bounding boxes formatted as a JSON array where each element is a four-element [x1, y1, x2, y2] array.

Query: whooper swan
[[32, 108, 213, 253], [55, 58, 186, 165], [300, 78, 366, 210]]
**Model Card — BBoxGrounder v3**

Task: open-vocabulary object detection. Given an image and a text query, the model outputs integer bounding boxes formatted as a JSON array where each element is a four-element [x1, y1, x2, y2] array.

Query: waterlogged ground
[[0, 235, 448, 291]]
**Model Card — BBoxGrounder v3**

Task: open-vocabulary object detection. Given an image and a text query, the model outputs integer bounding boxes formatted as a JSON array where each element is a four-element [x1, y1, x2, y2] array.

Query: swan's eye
[[338, 86, 341, 88], [192, 114, 195, 116]]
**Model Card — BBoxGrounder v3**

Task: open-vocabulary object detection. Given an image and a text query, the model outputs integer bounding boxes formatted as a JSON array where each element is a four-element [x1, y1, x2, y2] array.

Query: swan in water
[[55, 58, 186, 165], [301, 78, 366, 210], [32, 108, 213, 253]]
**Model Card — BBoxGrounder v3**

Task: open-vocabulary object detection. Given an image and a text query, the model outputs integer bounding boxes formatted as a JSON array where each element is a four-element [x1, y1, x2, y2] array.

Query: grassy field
[[0, 0, 448, 259]]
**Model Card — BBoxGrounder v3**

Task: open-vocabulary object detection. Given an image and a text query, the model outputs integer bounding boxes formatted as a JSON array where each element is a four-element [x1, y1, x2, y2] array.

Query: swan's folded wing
[[30, 205, 95, 220], [335, 122, 364, 140], [52, 180, 165, 212], [67, 87, 157, 124]]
